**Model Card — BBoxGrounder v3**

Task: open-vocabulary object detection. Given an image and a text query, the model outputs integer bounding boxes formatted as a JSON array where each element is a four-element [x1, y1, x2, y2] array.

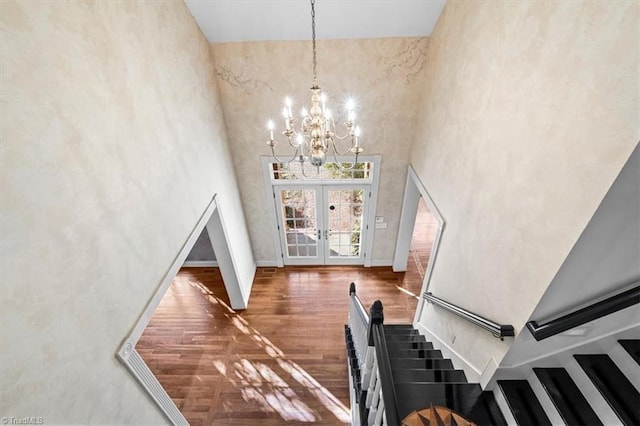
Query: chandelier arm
[[325, 115, 353, 140], [300, 162, 321, 178], [286, 134, 299, 148], [270, 145, 303, 164], [329, 143, 358, 170], [329, 139, 357, 157], [332, 130, 354, 140]]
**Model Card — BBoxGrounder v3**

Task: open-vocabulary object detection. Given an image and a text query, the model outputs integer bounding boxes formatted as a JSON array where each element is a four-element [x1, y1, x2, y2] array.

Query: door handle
[[324, 230, 328, 240], [317, 229, 321, 240]]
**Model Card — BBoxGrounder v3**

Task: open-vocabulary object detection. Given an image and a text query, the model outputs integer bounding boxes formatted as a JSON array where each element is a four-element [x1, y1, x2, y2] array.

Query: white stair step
[[492, 384, 518, 426], [564, 356, 618, 425], [608, 341, 640, 392], [527, 371, 564, 426]]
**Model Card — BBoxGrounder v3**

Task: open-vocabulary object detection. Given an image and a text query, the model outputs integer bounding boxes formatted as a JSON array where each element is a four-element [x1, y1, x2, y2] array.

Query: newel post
[[367, 300, 384, 346], [349, 282, 356, 296]]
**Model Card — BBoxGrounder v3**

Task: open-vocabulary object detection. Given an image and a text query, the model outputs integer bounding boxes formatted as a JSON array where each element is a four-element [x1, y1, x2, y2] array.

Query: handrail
[[424, 292, 515, 339], [370, 301, 400, 426], [350, 282, 370, 326], [526, 284, 640, 341]]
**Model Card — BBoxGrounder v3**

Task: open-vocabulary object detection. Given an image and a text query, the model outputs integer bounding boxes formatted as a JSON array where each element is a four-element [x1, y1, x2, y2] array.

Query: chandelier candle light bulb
[[265, 0, 363, 171]]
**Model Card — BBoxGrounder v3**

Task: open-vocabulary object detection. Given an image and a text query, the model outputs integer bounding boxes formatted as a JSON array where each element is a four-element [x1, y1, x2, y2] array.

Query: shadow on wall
[[186, 228, 217, 262]]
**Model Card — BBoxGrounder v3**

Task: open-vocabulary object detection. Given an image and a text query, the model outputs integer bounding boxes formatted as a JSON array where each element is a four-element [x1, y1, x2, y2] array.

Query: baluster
[[365, 361, 378, 407], [361, 345, 375, 391], [374, 393, 385, 426], [368, 370, 382, 425]]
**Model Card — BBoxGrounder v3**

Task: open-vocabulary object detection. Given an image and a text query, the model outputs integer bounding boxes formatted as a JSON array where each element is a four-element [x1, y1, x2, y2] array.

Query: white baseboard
[[255, 260, 278, 267], [414, 322, 483, 384], [117, 346, 188, 425], [182, 260, 218, 267]]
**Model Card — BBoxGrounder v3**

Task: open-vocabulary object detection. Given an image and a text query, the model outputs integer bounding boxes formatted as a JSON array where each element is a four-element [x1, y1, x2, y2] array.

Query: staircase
[[381, 324, 505, 424], [494, 339, 640, 426], [346, 284, 640, 425]]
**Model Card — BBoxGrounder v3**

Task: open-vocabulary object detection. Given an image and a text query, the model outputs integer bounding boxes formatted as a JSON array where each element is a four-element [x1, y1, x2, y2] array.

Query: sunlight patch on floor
[[184, 276, 350, 424], [396, 285, 420, 300]]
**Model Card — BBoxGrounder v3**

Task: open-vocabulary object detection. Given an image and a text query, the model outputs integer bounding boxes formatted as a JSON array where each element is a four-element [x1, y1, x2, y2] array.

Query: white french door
[[274, 185, 369, 265]]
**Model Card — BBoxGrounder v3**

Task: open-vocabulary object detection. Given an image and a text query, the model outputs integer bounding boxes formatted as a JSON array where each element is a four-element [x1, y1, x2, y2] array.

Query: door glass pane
[[280, 189, 318, 258], [271, 161, 372, 182], [327, 188, 364, 258]]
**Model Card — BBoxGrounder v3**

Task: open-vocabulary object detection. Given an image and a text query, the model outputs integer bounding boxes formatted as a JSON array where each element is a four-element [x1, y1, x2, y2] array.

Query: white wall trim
[[364, 155, 382, 267], [116, 194, 248, 425], [182, 260, 219, 267], [117, 345, 188, 425], [261, 156, 285, 267], [206, 198, 248, 309], [392, 165, 446, 323]]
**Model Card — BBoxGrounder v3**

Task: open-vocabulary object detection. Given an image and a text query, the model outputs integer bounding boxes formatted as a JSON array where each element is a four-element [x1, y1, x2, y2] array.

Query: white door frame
[[116, 194, 245, 425], [262, 155, 381, 267], [393, 165, 446, 323]]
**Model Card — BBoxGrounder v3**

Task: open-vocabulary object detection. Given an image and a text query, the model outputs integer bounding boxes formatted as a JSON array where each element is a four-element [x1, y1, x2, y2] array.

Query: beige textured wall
[[1, 1, 253, 423], [211, 37, 428, 264], [412, 1, 639, 373]]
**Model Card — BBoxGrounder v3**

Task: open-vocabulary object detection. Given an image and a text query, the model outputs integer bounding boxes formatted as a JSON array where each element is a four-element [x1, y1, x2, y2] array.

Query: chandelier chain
[[311, 0, 317, 83], [266, 0, 362, 170]]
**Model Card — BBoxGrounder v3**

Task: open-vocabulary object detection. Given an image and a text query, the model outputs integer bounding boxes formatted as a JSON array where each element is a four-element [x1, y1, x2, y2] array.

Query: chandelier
[[266, 0, 362, 169]]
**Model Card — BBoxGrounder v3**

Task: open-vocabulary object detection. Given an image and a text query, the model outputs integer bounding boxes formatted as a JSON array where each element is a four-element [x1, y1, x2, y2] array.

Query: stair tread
[[384, 334, 427, 342], [387, 341, 434, 349], [388, 348, 443, 359], [384, 324, 415, 329], [390, 357, 454, 370], [392, 368, 467, 384], [533, 367, 603, 426], [618, 339, 640, 366], [575, 354, 640, 425], [384, 330, 420, 336], [497, 380, 552, 426], [395, 383, 506, 425]]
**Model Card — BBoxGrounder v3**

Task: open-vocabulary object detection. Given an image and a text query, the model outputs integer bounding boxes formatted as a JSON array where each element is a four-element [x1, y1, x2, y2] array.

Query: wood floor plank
[[137, 260, 427, 425]]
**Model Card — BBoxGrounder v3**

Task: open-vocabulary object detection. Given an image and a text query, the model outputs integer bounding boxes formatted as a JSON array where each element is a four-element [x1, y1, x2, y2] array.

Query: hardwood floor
[[409, 196, 438, 282], [136, 263, 427, 425]]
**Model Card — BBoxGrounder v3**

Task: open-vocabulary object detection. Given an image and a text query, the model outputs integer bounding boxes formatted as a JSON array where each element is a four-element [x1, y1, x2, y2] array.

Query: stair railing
[[347, 283, 374, 425], [349, 283, 371, 375], [347, 284, 401, 426], [424, 292, 515, 339], [526, 283, 640, 341], [368, 300, 400, 426]]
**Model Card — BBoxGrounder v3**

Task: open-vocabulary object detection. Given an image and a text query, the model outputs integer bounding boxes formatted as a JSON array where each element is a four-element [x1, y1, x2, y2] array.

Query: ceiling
[[185, 0, 447, 43]]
